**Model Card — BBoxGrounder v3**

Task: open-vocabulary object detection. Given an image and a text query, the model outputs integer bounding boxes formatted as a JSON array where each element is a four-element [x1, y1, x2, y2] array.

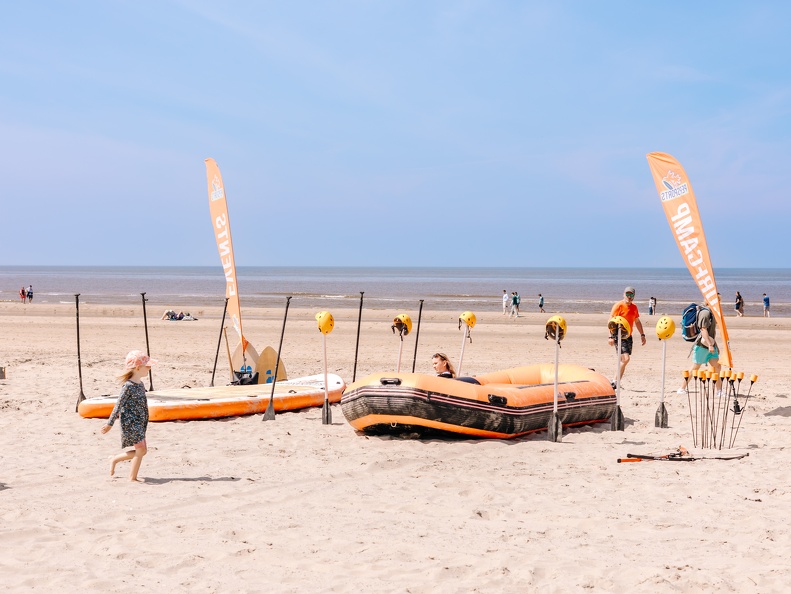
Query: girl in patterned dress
[[101, 350, 156, 482]]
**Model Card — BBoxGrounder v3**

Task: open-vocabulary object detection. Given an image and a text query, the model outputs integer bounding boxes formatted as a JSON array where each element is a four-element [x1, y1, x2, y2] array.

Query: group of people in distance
[[502, 290, 545, 318], [18, 285, 33, 303], [160, 310, 197, 321], [734, 291, 770, 318]]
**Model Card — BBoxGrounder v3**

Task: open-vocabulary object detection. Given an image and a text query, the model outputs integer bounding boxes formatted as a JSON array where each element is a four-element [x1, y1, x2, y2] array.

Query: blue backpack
[[681, 303, 709, 342]]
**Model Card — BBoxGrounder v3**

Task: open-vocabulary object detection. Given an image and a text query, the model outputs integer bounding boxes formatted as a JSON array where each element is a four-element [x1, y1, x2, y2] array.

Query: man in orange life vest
[[608, 286, 646, 383]]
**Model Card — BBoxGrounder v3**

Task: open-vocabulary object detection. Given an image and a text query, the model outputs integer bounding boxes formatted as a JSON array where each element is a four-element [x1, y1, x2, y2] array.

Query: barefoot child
[[101, 350, 156, 482]]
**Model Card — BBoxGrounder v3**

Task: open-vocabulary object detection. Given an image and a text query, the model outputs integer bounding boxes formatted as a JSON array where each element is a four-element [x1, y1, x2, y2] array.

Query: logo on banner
[[660, 170, 688, 202], [210, 175, 225, 202]]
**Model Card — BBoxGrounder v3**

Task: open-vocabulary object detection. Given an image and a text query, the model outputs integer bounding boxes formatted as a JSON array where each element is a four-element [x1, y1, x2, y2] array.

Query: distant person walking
[[648, 296, 657, 316], [509, 292, 519, 318], [538, 294, 545, 313], [502, 290, 509, 315], [763, 293, 770, 317], [19, 286, 27, 304], [607, 286, 646, 383], [26, 285, 33, 303], [735, 291, 744, 317], [515, 291, 521, 316]]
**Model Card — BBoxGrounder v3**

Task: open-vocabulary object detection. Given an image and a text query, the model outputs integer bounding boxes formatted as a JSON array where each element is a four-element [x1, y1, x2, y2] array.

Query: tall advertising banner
[[646, 152, 733, 368], [205, 158, 248, 351]]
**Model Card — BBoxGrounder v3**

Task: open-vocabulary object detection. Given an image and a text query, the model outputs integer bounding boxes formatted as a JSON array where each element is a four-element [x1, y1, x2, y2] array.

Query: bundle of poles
[[679, 369, 758, 449]]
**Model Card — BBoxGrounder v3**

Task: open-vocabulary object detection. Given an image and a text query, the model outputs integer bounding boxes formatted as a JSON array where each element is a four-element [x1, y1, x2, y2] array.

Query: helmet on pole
[[392, 313, 412, 336], [315, 311, 335, 335], [458, 311, 476, 330], [655, 316, 675, 340], [608, 316, 632, 338], [545, 315, 567, 342]]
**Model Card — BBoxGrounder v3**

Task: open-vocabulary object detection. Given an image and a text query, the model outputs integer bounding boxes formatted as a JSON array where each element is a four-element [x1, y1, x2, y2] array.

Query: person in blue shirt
[[763, 293, 770, 318]]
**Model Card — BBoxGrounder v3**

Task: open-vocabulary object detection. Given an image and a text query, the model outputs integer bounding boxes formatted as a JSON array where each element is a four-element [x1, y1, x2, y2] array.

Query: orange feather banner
[[205, 158, 248, 353], [646, 152, 733, 368]]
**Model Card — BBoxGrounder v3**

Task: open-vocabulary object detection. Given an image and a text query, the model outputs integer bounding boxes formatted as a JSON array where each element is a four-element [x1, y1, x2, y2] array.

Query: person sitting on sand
[[161, 310, 176, 320], [432, 353, 456, 378]]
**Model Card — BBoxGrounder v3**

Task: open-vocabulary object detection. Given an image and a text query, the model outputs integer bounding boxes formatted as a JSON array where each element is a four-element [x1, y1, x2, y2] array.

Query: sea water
[[0, 266, 788, 317]]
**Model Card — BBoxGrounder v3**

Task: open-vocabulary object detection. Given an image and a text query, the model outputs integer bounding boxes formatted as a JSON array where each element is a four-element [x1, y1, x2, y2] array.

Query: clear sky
[[2, 2, 788, 267]]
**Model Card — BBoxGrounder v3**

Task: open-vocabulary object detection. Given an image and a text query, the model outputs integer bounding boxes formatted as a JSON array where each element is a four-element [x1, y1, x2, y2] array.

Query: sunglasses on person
[[625, 292, 635, 298]]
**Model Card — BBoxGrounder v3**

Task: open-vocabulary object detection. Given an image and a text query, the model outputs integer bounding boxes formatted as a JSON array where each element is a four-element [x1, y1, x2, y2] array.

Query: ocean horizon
[[1, 266, 788, 317]]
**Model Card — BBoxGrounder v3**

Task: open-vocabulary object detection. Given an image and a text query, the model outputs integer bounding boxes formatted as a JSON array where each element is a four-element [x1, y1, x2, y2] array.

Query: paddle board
[[78, 373, 346, 421]]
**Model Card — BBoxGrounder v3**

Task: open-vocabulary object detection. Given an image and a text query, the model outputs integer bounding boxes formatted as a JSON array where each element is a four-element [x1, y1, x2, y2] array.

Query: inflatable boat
[[79, 373, 345, 422], [341, 364, 615, 438]]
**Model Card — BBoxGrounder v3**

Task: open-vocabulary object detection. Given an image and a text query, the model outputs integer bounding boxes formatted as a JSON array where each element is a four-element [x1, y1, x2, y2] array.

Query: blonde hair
[[433, 353, 457, 378], [117, 370, 135, 383]]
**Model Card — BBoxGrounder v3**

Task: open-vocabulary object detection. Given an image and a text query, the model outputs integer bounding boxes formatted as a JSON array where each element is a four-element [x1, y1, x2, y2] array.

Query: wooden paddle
[[223, 327, 234, 382]]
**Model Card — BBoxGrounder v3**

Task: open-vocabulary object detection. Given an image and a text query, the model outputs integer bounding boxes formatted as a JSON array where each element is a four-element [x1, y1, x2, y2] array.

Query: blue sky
[[2, 1, 789, 267]]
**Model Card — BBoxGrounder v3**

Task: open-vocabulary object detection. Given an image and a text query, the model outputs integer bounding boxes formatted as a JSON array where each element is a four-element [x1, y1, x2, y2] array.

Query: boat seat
[[455, 376, 481, 385]]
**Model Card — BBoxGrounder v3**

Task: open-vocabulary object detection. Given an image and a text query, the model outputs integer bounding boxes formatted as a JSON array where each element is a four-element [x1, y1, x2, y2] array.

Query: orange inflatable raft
[[78, 373, 345, 422], [341, 364, 615, 438]]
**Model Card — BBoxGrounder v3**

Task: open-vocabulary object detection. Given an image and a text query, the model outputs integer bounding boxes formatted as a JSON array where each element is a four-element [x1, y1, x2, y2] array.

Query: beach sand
[[1, 302, 789, 592]]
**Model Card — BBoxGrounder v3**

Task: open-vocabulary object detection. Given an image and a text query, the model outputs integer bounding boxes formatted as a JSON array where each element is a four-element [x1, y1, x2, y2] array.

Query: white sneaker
[[676, 388, 688, 394]]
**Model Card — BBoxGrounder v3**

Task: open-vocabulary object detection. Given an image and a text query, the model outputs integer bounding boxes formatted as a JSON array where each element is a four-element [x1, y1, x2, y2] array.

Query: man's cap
[[625, 286, 636, 295]]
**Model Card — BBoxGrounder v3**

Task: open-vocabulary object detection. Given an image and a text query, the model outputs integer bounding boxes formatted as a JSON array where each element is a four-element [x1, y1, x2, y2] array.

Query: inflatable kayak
[[341, 364, 615, 438], [78, 373, 345, 422]]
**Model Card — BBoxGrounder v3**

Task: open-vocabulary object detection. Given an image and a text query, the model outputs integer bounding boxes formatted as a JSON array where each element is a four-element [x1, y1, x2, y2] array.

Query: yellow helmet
[[392, 313, 412, 336], [315, 311, 334, 335], [655, 316, 675, 340], [545, 315, 567, 342], [459, 311, 477, 329], [608, 315, 631, 338]]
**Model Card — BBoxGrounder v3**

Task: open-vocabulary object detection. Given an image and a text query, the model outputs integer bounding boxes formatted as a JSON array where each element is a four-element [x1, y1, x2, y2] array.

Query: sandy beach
[[1, 301, 789, 592]]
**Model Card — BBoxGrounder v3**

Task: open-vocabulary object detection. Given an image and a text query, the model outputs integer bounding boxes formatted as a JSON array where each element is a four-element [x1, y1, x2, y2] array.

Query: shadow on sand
[[143, 476, 241, 485]]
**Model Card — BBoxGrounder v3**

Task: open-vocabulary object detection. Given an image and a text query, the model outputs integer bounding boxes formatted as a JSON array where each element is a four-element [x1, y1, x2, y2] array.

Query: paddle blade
[[547, 412, 562, 443], [262, 398, 276, 421], [655, 402, 669, 428]]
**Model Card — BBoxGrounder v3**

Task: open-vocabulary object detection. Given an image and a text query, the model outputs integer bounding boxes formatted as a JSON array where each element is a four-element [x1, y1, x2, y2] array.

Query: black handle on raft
[[564, 392, 576, 401], [488, 394, 508, 406], [380, 378, 402, 386]]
